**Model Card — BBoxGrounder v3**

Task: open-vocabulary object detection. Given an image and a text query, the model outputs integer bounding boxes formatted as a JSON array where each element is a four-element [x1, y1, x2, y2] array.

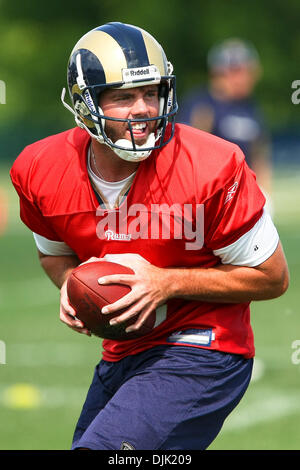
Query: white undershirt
[[87, 147, 136, 209]]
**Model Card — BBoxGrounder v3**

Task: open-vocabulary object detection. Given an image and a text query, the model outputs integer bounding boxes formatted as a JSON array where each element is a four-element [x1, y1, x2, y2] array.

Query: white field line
[[6, 343, 266, 371], [6, 342, 101, 367], [223, 388, 300, 432], [0, 276, 58, 308], [3, 341, 288, 372]]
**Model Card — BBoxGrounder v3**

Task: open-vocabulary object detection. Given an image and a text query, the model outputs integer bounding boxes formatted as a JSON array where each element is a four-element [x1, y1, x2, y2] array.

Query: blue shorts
[[71, 345, 253, 450]]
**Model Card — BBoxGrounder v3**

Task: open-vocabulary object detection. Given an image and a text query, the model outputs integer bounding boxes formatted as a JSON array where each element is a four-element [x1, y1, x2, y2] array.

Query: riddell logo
[[130, 68, 150, 76], [83, 90, 97, 113], [122, 66, 160, 83]]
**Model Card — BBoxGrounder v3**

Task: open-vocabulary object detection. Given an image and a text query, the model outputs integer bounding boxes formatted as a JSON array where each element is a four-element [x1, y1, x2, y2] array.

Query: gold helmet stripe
[[72, 30, 128, 84], [141, 30, 168, 75]]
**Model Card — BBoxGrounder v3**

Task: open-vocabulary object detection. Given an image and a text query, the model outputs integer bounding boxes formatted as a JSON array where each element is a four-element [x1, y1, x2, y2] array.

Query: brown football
[[67, 261, 156, 340]]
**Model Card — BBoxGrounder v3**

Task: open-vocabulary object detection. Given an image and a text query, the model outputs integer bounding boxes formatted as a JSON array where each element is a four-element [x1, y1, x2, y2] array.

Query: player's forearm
[[165, 266, 273, 303], [37, 251, 80, 289], [167, 262, 288, 304]]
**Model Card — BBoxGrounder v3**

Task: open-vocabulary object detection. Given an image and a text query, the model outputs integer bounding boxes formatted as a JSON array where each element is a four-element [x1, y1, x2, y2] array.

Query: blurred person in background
[[178, 39, 273, 213]]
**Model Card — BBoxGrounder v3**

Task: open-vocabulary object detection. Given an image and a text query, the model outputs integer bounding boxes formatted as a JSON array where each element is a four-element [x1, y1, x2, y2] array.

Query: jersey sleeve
[[212, 209, 279, 266], [204, 152, 266, 251], [33, 233, 75, 256], [10, 149, 61, 241]]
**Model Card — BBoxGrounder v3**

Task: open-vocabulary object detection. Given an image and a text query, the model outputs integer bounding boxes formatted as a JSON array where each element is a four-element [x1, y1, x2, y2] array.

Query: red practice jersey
[[10, 124, 265, 361]]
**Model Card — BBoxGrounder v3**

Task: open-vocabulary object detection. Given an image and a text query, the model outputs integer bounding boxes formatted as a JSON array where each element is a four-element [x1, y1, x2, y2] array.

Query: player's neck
[[90, 141, 139, 183]]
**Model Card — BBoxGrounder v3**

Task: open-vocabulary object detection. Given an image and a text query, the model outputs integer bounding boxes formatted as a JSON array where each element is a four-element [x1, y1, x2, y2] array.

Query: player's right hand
[[60, 277, 91, 336]]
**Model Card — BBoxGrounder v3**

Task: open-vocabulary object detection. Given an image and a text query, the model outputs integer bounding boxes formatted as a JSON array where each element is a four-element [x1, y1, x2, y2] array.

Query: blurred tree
[[0, 0, 299, 160]]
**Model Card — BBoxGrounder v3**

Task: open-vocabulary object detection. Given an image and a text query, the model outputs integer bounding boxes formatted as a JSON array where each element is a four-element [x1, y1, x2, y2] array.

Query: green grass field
[[0, 163, 299, 450]]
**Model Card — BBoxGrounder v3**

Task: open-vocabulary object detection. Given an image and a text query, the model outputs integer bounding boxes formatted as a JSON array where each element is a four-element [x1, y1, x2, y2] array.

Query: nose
[[130, 96, 149, 117]]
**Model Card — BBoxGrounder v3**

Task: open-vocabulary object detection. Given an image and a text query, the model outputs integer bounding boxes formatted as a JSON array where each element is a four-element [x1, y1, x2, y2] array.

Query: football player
[[178, 39, 273, 212], [10, 22, 289, 450]]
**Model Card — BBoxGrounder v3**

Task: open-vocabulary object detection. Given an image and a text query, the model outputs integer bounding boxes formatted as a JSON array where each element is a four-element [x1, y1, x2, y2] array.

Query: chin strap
[[112, 133, 156, 162]]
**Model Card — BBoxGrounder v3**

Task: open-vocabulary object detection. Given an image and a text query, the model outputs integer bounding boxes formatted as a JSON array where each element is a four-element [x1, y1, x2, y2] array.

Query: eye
[[145, 89, 159, 98], [120, 93, 131, 99], [117, 93, 135, 104]]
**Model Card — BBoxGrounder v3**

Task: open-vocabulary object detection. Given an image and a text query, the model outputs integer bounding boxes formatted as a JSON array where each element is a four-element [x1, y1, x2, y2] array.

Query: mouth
[[127, 122, 148, 141]]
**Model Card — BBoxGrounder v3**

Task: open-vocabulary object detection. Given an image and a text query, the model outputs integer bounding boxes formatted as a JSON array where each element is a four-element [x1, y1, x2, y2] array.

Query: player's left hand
[[98, 253, 172, 332]]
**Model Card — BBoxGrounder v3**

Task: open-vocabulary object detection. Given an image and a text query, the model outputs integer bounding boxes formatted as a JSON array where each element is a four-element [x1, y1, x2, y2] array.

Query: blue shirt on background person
[[178, 87, 268, 169], [178, 38, 273, 210]]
